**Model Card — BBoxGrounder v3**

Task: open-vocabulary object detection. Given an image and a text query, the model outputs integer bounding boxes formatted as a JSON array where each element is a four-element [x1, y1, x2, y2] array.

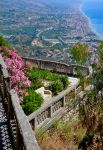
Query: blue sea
[[82, 0, 103, 38]]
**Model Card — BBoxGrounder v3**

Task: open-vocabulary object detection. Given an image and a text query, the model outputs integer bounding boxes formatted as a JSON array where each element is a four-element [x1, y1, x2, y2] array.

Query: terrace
[[0, 55, 90, 149]]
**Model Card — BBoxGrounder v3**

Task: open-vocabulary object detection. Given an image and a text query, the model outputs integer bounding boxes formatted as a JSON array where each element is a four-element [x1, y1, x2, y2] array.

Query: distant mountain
[[0, 0, 48, 13], [29, 0, 82, 8], [0, 0, 82, 14], [31, 0, 80, 5]]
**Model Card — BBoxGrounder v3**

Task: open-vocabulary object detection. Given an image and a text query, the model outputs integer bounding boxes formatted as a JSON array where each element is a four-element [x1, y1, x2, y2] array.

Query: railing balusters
[[28, 84, 82, 130]]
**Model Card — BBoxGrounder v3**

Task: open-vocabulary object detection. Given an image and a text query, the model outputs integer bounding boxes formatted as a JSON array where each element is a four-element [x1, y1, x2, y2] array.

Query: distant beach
[[81, 0, 103, 39]]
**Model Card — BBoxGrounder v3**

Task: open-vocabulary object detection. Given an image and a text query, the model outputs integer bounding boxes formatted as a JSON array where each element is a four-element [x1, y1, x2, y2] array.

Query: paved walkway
[[0, 96, 15, 150]]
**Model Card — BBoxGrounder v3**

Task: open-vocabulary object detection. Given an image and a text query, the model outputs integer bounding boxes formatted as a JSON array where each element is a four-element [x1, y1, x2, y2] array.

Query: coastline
[[79, 3, 103, 40]]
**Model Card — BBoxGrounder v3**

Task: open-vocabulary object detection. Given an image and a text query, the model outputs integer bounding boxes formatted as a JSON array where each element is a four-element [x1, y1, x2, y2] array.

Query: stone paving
[[0, 97, 15, 150]]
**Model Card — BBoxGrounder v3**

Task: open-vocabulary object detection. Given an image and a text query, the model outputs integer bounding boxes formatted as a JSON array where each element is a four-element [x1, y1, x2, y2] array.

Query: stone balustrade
[[22, 57, 89, 76], [22, 57, 90, 131], [28, 81, 82, 131], [0, 54, 39, 150]]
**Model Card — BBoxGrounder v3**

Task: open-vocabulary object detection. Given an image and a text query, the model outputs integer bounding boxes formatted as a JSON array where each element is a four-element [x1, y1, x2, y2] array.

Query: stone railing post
[[30, 117, 38, 130], [69, 67, 74, 75], [75, 87, 76, 100], [34, 117, 38, 130], [62, 96, 66, 107], [49, 105, 52, 118]]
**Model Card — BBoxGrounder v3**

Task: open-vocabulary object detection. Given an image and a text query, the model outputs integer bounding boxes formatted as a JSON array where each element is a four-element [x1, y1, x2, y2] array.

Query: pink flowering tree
[[2, 48, 32, 103]]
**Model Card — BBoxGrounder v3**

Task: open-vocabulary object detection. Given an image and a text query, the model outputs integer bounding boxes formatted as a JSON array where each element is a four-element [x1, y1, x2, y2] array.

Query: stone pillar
[[69, 67, 74, 75], [49, 105, 52, 118], [30, 117, 38, 130], [62, 97, 65, 107], [75, 87, 76, 100], [34, 117, 38, 130]]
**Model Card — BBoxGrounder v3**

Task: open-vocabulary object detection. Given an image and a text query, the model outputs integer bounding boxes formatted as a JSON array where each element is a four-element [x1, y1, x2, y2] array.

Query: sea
[[82, 0, 103, 38]]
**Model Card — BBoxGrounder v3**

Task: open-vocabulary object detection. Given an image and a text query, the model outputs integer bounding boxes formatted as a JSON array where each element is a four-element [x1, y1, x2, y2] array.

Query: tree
[[0, 35, 9, 47], [71, 43, 91, 65], [92, 42, 103, 96]]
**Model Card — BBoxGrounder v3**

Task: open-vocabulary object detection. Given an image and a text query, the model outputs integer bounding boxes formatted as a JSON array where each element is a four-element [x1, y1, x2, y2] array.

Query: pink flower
[[19, 90, 24, 95], [2, 48, 32, 103]]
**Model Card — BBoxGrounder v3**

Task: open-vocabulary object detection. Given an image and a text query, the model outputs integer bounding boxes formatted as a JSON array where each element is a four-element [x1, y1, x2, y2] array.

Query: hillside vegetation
[[37, 42, 103, 150]]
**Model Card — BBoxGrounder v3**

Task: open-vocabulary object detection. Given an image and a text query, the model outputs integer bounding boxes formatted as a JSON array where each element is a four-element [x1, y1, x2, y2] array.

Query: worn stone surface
[[10, 89, 40, 150]]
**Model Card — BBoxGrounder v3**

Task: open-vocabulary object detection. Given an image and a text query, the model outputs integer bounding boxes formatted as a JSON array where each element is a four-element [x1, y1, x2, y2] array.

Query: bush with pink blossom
[[1, 47, 32, 103]]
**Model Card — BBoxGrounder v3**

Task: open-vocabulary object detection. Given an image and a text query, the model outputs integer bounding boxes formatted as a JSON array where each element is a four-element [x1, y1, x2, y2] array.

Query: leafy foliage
[[71, 43, 91, 65], [59, 75, 68, 89], [28, 67, 63, 81], [78, 42, 103, 149], [22, 91, 43, 115], [0, 35, 9, 47], [49, 80, 64, 95]]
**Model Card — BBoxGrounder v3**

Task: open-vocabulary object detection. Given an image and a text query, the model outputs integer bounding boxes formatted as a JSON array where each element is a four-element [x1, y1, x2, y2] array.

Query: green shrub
[[60, 75, 68, 89], [31, 81, 42, 90], [28, 67, 63, 82], [22, 91, 44, 115], [49, 80, 64, 95], [0, 35, 9, 47]]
